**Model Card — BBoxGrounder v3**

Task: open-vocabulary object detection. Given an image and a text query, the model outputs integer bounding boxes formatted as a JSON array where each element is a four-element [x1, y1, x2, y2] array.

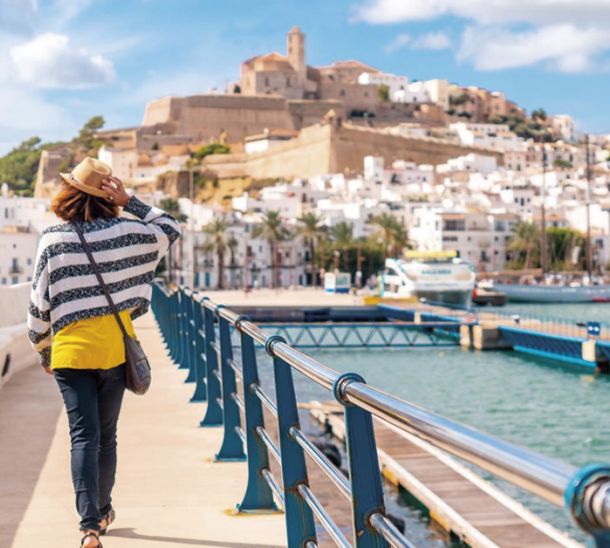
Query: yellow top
[[51, 311, 136, 370]]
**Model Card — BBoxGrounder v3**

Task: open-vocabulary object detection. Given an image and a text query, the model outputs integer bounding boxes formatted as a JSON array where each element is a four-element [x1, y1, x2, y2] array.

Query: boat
[[379, 251, 476, 307], [472, 283, 507, 306], [494, 283, 610, 303]]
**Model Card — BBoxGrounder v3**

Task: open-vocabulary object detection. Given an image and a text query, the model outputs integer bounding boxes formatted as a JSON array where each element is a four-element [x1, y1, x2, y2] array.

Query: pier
[[2, 283, 610, 548], [151, 284, 610, 547]]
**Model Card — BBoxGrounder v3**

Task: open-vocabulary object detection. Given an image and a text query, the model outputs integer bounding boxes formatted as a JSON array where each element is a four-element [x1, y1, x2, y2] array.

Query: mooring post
[[190, 294, 207, 402], [200, 300, 223, 427], [334, 372, 389, 548], [237, 325, 278, 512], [214, 309, 246, 461], [268, 335, 317, 547]]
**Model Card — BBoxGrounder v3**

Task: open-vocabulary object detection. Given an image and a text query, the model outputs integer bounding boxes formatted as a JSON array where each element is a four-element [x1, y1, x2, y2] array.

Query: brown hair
[[50, 180, 119, 222]]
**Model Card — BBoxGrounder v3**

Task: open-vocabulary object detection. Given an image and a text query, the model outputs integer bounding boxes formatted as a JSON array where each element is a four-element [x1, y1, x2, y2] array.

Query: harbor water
[[257, 303, 610, 545]]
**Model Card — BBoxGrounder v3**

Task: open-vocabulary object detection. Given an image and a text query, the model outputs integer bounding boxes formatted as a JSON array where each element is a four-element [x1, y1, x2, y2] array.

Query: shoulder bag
[[72, 222, 151, 395]]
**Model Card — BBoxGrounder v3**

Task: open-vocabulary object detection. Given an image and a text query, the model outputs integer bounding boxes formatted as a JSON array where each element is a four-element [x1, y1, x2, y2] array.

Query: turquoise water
[[490, 301, 610, 324], [253, 303, 610, 545]]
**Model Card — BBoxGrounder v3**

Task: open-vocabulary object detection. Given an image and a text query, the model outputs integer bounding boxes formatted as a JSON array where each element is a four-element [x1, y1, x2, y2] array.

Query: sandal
[[80, 531, 102, 547], [99, 509, 115, 535]]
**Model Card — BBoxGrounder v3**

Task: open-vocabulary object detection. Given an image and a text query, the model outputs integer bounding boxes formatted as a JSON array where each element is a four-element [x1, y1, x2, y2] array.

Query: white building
[[551, 114, 576, 143], [98, 146, 138, 181], [358, 72, 409, 98], [450, 122, 524, 151], [0, 228, 39, 285], [410, 209, 517, 271]]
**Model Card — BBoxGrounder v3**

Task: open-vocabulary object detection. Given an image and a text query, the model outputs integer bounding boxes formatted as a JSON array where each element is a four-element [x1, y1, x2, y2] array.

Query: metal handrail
[[150, 282, 610, 548]]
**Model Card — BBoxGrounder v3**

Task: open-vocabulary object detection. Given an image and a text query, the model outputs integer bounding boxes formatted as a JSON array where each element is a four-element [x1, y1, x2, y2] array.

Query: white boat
[[380, 251, 476, 307], [494, 283, 610, 303]]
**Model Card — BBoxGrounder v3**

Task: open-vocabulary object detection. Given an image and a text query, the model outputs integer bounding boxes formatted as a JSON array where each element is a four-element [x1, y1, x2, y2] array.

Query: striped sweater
[[27, 195, 181, 367]]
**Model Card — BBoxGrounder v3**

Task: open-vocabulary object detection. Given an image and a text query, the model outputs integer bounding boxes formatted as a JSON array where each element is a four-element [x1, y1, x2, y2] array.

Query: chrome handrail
[[151, 283, 610, 547]]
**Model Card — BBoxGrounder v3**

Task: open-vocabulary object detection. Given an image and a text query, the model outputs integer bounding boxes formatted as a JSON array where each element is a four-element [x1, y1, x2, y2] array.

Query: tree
[[0, 137, 45, 195], [192, 143, 230, 162], [159, 197, 187, 223], [330, 221, 354, 271], [508, 221, 541, 269], [369, 213, 409, 259], [252, 211, 291, 288], [377, 84, 390, 102], [202, 217, 231, 289], [531, 108, 547, 121], [553, 158, 573, 169], [73, 115, 105, 153], [297, 212, 326, 286], [547, 227, 584, 271]]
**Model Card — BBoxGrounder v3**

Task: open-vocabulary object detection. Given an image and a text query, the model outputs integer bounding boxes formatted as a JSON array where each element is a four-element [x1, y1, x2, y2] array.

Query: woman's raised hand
[[101, 176, 130, 207]]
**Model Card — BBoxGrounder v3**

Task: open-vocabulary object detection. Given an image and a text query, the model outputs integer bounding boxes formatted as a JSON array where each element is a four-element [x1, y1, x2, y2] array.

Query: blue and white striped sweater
[[27, 195, 181, 366]]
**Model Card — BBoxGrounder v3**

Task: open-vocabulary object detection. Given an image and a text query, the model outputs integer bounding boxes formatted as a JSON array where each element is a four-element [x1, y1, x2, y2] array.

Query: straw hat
[[60, 157, 112, 198]]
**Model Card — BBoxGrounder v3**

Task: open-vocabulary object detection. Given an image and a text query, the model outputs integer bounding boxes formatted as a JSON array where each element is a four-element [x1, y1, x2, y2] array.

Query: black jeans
[[55, 365, 126, 531]]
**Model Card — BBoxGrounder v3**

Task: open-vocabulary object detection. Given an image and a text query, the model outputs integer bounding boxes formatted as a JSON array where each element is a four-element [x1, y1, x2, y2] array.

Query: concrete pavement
[[0, 313, 286, 548]]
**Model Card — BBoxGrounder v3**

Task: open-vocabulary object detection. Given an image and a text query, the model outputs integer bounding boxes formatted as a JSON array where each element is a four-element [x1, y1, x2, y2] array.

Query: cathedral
[[240, 26, 382, 108]]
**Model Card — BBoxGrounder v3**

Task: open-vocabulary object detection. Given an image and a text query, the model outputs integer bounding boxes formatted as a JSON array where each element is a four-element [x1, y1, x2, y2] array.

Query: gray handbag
[[73, 222, 151, 395]]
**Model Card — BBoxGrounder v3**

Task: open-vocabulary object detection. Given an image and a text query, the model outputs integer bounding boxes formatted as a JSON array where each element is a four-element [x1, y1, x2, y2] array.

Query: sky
[[1, 0, 610, 154]]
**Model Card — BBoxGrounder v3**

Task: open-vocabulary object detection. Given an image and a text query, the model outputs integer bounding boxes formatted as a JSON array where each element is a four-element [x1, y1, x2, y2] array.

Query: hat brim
[[60, 173, 110, 199]]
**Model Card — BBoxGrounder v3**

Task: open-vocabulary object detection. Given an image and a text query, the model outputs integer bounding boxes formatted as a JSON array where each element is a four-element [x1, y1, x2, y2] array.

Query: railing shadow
[[0, 365, 63, 547], [109, 528, 285, 547]]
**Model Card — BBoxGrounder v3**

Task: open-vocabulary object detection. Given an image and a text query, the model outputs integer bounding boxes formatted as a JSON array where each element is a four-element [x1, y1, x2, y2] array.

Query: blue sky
[[1, 0, 610, 154]]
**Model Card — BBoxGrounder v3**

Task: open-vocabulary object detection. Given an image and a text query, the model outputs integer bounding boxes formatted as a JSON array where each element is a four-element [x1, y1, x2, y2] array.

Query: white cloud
[[356, 0, 610, 72], [355, 0, 610, 26], [10, 33, 115, 89], [384, 33, 411, 53], [413, 31, 451, 50], [459, 24, 610, 72]]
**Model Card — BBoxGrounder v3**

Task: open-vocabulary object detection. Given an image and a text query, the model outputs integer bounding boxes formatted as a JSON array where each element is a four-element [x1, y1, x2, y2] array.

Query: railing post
[[200, 300, 223, 427], [183, 290, 197, 383], [177, 288, 189, 369], [268, 336, 317, 547], [167, 290, 179, 363], [565, 464, 610, 548], [334, 372, 389, 548], [236, 324, 277, 512], [190, 295, 207, 402], [215, 308, 246, 462]]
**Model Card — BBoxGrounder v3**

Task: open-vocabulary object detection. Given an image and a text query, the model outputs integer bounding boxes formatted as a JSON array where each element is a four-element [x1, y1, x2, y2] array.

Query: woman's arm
[[102, 176, 181, 254], [27, 239, 52, 368]]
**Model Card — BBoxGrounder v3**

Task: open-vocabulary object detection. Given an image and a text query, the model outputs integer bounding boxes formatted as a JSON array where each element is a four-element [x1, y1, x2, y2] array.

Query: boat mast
[[585, 133, 593, 279], [540, 143, 548, 275]]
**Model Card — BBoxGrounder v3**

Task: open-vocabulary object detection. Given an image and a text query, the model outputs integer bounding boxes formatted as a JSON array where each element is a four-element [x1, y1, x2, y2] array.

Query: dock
[[309, 402, 581, 548]]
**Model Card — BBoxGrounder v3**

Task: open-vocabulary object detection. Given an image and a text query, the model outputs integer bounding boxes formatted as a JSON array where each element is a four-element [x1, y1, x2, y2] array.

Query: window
[[340, 89, 345, 96], [443, 219, 465, 231]]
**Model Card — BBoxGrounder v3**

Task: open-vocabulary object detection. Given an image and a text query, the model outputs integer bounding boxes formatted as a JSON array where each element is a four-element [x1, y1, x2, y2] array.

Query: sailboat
[[495, 136, 610, 303]]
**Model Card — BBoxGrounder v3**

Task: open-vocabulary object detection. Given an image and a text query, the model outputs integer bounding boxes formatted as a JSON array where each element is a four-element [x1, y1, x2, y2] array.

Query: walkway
[[0, 313, 286, 548]]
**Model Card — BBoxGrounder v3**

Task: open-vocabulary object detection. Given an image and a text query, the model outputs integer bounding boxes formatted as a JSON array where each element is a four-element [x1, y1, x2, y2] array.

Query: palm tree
[[252, 211, 291, 288], [330, 221, 354, 271], [508, 221, 541, 269], [369, 213, 409, 259], [297, 212, 325, 287], [202, 217, 230, 289], [227, 234, 239, 288]]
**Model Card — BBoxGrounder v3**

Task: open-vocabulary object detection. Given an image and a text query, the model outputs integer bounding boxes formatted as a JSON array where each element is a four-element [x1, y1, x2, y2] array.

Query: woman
[[27, 157, 181, 547]]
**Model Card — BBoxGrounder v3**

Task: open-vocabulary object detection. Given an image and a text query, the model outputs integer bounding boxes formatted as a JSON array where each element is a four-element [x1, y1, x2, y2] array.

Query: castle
[[34, 27, 510, 196]]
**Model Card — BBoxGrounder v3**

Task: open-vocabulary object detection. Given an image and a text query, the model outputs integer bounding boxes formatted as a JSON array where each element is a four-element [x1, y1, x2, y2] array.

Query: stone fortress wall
[[203, 121, 504, 181]]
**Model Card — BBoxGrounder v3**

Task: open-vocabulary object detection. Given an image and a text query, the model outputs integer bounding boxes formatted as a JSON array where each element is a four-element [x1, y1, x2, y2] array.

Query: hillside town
[[2, 27, 610, 290]]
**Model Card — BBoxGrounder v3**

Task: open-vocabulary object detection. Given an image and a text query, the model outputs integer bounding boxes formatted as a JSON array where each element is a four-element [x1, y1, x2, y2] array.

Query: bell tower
[[287, 26, 306, 85]]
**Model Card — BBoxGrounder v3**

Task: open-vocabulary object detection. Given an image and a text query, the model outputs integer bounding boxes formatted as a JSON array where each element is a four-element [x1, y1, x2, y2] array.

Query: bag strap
[[72, 222, 129, 339]]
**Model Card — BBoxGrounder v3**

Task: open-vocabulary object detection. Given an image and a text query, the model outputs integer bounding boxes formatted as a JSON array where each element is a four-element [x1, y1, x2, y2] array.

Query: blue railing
[[151, 283, 610, 548]]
